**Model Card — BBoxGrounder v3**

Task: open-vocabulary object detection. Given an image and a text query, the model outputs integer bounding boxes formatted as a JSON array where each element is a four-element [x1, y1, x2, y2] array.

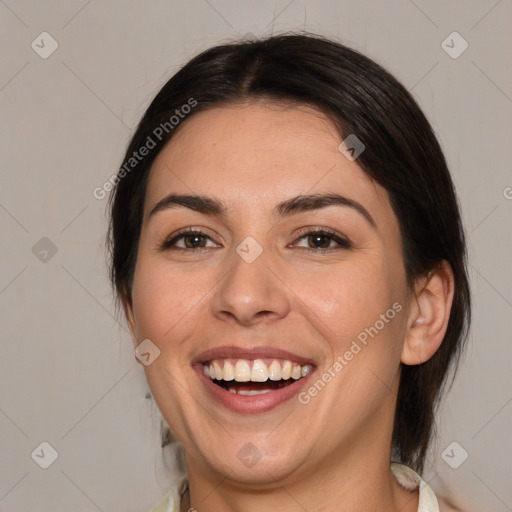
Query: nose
[[209, 246, 291, 327]]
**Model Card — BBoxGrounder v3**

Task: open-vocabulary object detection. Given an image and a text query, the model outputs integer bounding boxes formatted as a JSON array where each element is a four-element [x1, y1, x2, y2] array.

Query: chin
[[195, 437, 311, 486]]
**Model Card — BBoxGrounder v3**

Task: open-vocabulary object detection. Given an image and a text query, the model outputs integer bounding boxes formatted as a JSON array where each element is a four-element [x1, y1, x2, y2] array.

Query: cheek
[[297, 261, 407, 410], [130, 256, 211, 342], [129, 257, 210, 426], [298, 258, 404, 346]]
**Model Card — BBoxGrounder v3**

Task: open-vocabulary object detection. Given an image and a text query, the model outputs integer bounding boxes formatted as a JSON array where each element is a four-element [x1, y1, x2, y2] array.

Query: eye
[[160, 227, 351, 252], [160, 229, 220, 251], [291, 228, 351, 251]]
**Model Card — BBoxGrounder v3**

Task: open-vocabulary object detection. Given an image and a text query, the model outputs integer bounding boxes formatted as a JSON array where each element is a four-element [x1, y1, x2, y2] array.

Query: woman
[[108, 33, 470, 512]]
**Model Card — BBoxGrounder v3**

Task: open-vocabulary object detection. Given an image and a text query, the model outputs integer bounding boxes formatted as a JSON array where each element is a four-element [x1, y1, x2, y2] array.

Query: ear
[[402, 261, 455, 365], [122, 294, 139, 350]]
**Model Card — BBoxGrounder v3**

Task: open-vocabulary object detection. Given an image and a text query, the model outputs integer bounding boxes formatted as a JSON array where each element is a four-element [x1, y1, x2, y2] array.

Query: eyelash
[[160, 227, 351, 253]]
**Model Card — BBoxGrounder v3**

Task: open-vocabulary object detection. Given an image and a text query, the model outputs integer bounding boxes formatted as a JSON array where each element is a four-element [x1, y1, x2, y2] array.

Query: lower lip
[[194, 365, 315, 414]]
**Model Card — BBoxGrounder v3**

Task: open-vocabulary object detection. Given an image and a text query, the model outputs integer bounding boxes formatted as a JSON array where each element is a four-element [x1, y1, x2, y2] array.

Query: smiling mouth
[[202, 358, 313, 395]]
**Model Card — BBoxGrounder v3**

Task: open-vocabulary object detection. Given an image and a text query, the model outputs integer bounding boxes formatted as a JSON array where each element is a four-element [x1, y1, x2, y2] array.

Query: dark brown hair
[[108, 33, 471, 473]]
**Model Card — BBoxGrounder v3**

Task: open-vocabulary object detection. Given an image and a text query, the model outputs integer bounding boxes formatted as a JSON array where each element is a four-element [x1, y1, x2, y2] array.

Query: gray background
[[1, 1, 511, 511]]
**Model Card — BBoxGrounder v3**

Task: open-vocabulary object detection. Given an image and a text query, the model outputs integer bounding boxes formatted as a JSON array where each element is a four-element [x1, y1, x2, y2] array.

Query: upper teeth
[[203, 359, 312, 382]]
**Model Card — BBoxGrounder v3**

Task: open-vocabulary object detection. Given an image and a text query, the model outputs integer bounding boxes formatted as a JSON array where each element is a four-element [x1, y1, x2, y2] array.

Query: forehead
[[144, 103, 392, 223]]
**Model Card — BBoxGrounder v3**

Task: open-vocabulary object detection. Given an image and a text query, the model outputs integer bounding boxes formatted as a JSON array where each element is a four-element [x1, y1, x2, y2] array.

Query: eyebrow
[[148, 192, 376, 227]]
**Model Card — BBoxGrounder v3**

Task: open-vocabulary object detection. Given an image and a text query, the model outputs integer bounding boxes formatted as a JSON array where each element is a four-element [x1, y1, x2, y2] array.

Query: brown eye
[[293, 229, 351, 251], [308, 233, 332, 249], [182, 233, 207, 249], [161, 230, 218, 251]]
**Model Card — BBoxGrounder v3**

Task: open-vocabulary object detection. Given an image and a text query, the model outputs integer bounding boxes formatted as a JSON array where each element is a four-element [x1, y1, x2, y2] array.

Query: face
[[127, 102, 413, 484]]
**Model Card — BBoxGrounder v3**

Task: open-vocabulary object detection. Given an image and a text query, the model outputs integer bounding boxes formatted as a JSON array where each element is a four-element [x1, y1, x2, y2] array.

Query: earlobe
[[401, 261, 455, 365]]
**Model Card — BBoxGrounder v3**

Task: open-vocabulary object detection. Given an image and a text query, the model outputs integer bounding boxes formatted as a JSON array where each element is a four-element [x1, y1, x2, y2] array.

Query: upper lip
[[192, 345, 316, 366]]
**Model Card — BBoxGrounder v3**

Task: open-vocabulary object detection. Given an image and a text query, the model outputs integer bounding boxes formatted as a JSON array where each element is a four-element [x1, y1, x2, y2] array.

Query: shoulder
[[391, 463, 440, 512], [149, 474, 188, 512]]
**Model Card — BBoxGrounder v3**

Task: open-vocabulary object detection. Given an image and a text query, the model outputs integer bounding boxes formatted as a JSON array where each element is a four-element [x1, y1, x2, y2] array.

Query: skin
[[125, 102, 454, 512]]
